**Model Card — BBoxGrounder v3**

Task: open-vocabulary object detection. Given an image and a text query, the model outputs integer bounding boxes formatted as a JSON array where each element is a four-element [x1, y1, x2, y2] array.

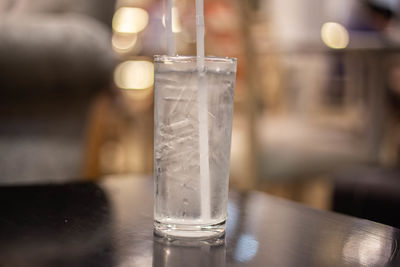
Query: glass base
[[154, 220, 226, 240]]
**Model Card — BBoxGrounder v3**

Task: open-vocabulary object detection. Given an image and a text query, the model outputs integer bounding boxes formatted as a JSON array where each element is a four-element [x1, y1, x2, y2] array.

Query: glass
[[153, 236, 226, 267], [153, 55, 237, 239]]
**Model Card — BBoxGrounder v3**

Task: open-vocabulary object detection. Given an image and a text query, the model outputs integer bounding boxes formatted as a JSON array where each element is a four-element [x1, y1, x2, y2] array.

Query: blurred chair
[[0, 0, 115, 184], [333, 167, 400, 228]]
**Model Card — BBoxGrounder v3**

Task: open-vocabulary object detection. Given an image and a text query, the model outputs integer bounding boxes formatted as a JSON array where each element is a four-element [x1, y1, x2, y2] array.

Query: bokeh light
[[112, 7, 149, 34], [112, 33, 138, 53], [114, 60, 154, 90], [117, 0, 153, 7], [234, 234, 259, 262], [342, 230, 393, 266], [321, 22, 349, 49]]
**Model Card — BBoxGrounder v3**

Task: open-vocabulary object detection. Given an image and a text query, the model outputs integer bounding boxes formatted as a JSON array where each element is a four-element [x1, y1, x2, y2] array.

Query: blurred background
[[1, 0, 400, 227]]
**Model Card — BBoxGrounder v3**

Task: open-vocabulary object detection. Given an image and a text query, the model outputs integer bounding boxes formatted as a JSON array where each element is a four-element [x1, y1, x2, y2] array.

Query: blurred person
[[347, 0, 400, 42]]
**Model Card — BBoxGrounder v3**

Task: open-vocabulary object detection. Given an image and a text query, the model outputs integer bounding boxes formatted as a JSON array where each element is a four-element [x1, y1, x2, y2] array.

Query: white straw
[[196, 0, 205, 70], [166, 0, 175, 56], [196, 0, 211, 221]]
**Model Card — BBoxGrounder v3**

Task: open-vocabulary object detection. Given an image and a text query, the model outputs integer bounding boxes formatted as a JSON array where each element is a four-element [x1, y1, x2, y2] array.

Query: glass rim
[[154, 55, 237, 64]]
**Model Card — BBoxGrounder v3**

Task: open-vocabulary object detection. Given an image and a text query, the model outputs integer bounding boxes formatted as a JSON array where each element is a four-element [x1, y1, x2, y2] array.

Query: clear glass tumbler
[[153, 55, 237, 239], [153, 236, 226, 267]]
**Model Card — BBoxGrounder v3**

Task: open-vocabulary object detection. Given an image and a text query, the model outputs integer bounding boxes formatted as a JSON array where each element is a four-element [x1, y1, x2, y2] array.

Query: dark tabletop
[[0, 175, 399, 267]]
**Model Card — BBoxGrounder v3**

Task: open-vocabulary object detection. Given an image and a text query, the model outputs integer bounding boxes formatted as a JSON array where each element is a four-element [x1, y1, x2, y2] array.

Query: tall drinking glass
[[153, 55, 237, 239]]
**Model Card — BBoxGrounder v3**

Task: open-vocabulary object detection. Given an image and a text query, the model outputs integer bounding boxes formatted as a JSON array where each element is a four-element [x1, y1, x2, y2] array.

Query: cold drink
[[154, 55, 237, 238]]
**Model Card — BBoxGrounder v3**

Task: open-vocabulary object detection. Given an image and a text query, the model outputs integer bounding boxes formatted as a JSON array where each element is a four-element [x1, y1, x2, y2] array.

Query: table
[[0, 175, 399, 267]]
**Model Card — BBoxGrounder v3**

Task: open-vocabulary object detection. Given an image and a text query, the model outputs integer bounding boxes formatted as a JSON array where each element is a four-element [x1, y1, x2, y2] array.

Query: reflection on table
[[0, 175, 399, 267]]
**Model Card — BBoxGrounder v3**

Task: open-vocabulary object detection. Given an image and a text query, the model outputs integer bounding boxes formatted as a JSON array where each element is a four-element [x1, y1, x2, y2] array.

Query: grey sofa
[[0, 0, 116, 183]]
